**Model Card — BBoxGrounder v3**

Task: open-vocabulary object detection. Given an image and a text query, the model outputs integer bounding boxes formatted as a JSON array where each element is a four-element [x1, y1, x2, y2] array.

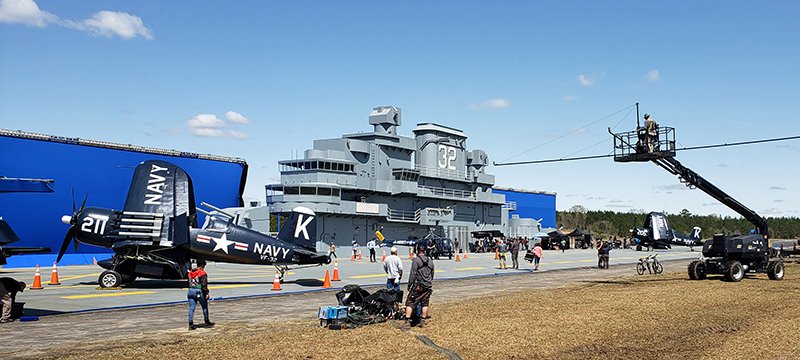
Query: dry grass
[[46, 262, 800, 360]]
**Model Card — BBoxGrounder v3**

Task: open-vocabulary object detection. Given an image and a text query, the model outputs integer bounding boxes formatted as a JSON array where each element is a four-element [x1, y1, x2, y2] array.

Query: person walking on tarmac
[[328, 242, 337, 259], [383, 246, 403, 291], [367, 237, 377, 262], [510, 238, 521, 270], [498, 239, 509, 269], [187, 259, 214, 330], [532, 242, 543, 271], [405, 244, 434, 327], [0, 277, 25, 323]]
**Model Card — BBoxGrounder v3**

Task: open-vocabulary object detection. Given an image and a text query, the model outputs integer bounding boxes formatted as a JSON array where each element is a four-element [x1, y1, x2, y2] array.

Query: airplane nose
[[61, 215, 72, 224]]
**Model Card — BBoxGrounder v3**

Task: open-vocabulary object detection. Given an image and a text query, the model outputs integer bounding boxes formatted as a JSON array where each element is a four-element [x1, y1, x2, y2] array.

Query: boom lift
[[609, 110, 784, 282]]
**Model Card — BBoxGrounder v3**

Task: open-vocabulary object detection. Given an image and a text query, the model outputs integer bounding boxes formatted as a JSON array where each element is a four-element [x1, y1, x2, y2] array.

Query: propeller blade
[[79, 193, 89, 214], [57, 226, 76, 263]]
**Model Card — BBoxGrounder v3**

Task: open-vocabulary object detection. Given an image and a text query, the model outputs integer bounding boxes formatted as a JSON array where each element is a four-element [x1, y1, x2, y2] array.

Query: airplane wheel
[[767, 260, 785, 281], [723, 261, 744, 282], [99, 270, 122, 288]]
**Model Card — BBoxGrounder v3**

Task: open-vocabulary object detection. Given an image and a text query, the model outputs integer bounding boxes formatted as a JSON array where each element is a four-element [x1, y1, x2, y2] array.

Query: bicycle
[[636, 254, 663, 275]]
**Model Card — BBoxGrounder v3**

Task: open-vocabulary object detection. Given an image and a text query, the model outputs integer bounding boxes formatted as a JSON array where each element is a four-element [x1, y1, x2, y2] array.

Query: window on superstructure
[[332, 189, 340, 197], [285, 187, 299, 195], [318, 187, 332, 196], [301, 187, 316, 195]]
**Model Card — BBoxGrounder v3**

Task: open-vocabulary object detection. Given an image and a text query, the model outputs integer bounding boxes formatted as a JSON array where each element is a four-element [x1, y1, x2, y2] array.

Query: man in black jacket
[[0, 277, 25, 323], [405, 245, 434, 326]]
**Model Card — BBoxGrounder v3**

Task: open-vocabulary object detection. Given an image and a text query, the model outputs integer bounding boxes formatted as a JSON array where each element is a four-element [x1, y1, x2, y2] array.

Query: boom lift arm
[[650, 156, 768, 237]]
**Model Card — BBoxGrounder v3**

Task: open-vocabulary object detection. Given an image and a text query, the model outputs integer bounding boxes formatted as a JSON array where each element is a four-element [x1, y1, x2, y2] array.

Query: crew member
[[510, 238, 520, 270], [383, 246, 403, 292], [0, 277, 25, 323], [532, 242, 543, 271], [498, 239, 508, 269], [187, 259, 214, 330], [405, 245, 434, 327], [328, 242, 337, 259], [643, 113, 658, 152], [367, 237, 377, 263], [352, 240, 359, 259]]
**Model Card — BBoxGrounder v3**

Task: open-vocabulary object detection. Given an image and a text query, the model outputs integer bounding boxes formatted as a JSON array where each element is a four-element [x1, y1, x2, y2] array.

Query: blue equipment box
[[318, 305, 348, 320]]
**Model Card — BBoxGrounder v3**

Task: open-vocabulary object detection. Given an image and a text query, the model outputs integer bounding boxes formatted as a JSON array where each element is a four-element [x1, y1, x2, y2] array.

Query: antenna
[[635, 102, 640, 128], [199, 202, 235, 219]]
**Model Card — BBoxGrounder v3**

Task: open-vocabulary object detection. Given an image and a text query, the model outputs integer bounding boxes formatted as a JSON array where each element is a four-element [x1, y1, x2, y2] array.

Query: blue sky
[[2, 1, 799, 218]]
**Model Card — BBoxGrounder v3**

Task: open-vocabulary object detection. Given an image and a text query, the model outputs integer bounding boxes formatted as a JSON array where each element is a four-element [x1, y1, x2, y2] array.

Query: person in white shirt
[[367, 238, 377, 262], [383, 246, 403, 291]]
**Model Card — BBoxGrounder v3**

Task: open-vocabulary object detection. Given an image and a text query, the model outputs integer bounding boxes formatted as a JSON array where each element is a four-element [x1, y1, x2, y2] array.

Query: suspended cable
[[494, 134, 800, 167], [498, 103, 635, 163]]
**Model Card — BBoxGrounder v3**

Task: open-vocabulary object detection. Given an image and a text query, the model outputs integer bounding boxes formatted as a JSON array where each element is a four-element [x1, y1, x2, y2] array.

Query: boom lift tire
[[688, 260, 707, 280], [723, 260, 745, 282], [767, 260, 785, 281], [99, 270, 122, 288]]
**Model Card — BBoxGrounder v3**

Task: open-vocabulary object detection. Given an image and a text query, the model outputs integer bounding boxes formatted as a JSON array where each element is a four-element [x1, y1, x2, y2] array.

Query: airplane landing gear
[[276, 265, 289, 283], [99, 270, 122, 288]]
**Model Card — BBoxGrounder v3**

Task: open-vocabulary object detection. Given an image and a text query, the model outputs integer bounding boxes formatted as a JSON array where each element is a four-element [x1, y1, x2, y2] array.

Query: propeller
[[58, 191, 88, 263]]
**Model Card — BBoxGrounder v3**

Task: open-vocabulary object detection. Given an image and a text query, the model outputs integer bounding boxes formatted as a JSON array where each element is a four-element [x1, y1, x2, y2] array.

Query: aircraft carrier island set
[[0, 105, 555, 269]]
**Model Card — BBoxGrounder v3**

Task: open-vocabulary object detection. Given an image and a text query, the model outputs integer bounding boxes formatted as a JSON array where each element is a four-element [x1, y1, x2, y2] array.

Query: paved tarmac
[[0, 246, 701, 315]]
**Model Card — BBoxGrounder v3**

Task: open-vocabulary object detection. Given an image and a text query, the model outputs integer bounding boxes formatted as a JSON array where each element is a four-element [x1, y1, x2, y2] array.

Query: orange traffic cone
[[332, 260, 341, 281], [455, 254, 461, 262], [463, 251, 469, 259], [31, 265, 43, 290], [494, 249, 499, 260], [381, 250, 386, 262], [271, 272, 282, 291], [350, 251, 356, 261], [49, 262, 61, 285], [357, 249, 363, 261], [322, 269, 331, 288]]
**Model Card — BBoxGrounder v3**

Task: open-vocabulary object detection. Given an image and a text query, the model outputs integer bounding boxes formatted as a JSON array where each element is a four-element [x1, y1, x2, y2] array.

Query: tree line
[[557, 206, 800, 240]]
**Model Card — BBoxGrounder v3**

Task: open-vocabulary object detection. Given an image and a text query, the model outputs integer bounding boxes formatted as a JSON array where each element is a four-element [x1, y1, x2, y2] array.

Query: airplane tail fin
[[690, 226, 702, 240], [123, 160, 197, 246], [277, 207, 317, 250]]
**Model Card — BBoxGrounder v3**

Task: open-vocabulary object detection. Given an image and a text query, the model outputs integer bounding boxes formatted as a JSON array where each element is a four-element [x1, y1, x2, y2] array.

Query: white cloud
[[577, 74, 595, 87], [225, 111, 251, 124], [563, 95, 577, 101], [761, 208, 783, 215], [187, 114, 225, 129], [186, 113, 250, 140], [655, 184, 688, 192], [72, 11, 153, 40], [769, 186, 787, 190], [0, 0, 57, 27], [228, 130, 248, 139], [0, 0, 152, 39], [190, 128, 227, 137], [645, 69, 661, 82], [467, 98, 511, 110]]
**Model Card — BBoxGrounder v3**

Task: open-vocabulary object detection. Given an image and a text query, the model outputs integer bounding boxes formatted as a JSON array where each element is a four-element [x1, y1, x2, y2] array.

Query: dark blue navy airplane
[[631, 212, 703, 251], [59, 160, 330, 288]]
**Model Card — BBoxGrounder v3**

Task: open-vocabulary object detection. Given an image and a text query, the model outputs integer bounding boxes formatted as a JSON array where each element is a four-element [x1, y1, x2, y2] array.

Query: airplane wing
[[122, 160, 197, 248], [0, 218, 50, 265]]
